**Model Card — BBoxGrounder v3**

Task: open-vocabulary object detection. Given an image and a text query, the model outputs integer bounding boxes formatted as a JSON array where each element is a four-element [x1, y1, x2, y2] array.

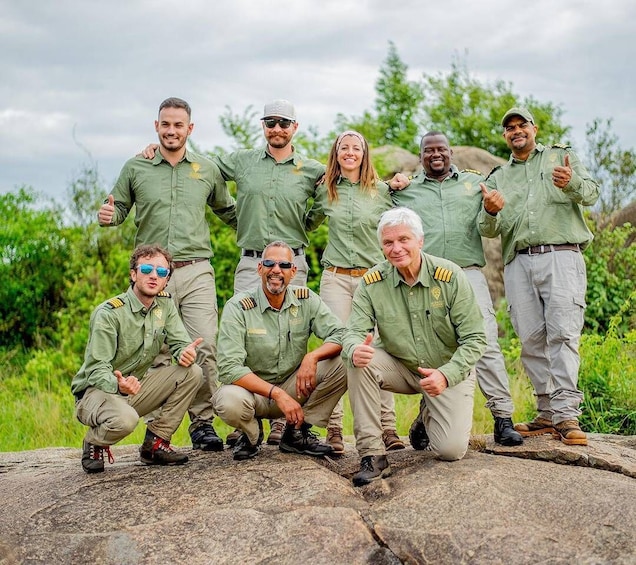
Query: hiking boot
[[232, 433, 261, 461], [554, 420, 588, 446], [190, 423, 224, 451], [409, 417, 430, 450], [81, 440, 113, 474], [279, 422, 334, 457], [352, 455, 392, 487], [514, 416, 555, 437], [267, 419, 286, 445], [494, 417, 524, 446], [326, 427, 345, 455], [140, 431, 188, 466], [226, 428, 242, 447], [382, 429, 405, 451]]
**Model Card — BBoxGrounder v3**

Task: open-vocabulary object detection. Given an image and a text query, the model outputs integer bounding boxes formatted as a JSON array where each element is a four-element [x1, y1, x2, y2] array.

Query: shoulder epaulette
[[485, 165, 501, 180], [240, 297, 257, 310], [551, 143, 571, 150], [157, 291, 172, 298], [363, 270, 384, 285], [294, 287, 310, 299], [462, 168, 482, 176], [106, 297, 125, 309], [433, 266, 453, 283]]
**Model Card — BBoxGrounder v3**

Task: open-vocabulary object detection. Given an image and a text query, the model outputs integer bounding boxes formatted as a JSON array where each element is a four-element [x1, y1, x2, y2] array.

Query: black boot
[[494, 417, 524, 446], [279, 422, 334, 457], [409, 417, 430, 450], [352, 455, 392, 486], [190, 423, 224, 451], [81, 440, 113, 474], [140, 430, 189, 465]]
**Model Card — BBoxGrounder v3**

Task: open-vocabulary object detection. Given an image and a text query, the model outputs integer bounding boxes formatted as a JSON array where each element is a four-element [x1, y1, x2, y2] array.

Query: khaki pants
[[212, 357, 346, 445], [75, 364, 201, 446], [319, 268, 395, 429], [348, 348, 475, 460]]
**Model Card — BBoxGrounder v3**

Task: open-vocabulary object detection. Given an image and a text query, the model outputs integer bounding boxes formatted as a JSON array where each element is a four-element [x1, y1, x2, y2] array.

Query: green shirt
[[107, 149, 237, 261], [71, 288, 193, 396], [305, 178, 393, 268], [342, 254, 487, 387], [217, 285, 344, 385], [478, 143, 599, 265], [392, 165, 486, 267], [213, 147, 325, 250]]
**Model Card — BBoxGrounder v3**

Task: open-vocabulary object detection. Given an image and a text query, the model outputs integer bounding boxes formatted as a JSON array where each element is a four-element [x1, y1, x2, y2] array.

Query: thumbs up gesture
[[552, 153, 572, 190], [480, 183, 504, 215], [352, 332, 375, 368], [98, 194, 116, 226], [178, 337, 203, 367]]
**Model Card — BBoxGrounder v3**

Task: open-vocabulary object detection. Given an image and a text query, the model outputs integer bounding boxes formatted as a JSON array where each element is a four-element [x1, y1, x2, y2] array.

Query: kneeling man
[[343, 208, 487, 486]]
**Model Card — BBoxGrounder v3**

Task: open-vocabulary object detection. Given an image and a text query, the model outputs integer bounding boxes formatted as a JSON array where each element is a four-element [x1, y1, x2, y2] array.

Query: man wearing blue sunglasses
[[71, 244, 204, 473]]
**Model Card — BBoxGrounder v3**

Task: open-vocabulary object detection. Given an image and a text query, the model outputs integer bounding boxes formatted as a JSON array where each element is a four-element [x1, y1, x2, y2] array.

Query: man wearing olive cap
[[478, 107, 599, 446]]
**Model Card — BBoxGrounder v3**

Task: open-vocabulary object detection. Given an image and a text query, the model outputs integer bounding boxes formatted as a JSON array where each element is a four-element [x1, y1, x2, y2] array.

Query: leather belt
[[326, 266, 369, 277], [242, 248, 304, 258], [517, 244, 580, 255], [173, 257, 208, 269]]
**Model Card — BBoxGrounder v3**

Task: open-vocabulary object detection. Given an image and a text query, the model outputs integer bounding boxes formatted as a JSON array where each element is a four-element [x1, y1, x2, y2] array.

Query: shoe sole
[[552, 432, 588, 446], [82, 466, 104, 474], [233, 451, 259, 461], [266, 438, 281, 446], [140, 456, 188, 466], [279, 444, 332, 457], [352, 467, 392, 487], [514, 427, 555, 437], [192, 442, 224, 452], [494, 437, 524, 446], [385, 442, 406, 451]]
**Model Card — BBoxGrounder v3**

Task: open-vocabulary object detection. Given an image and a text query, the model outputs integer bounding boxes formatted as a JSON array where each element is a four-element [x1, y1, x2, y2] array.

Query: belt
[[326, 266, 369, 277], [242, 247, 304, 258], [517, 244, 580, 255], [172, 257, 208, 269]]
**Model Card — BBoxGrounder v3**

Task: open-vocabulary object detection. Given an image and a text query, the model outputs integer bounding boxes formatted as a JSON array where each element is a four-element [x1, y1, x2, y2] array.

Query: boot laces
[[90, 444, 114, 464], [152, 437, 174, 453]]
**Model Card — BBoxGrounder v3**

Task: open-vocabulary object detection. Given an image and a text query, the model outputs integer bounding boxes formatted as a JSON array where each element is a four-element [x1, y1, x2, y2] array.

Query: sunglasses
[[261, 259, 294, 269], [263, 118, 294, 129], [137, 264, 170, 278]]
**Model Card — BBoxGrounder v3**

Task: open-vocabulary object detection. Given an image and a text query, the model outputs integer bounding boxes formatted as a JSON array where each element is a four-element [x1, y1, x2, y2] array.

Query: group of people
[[71, 96, 599, 486]]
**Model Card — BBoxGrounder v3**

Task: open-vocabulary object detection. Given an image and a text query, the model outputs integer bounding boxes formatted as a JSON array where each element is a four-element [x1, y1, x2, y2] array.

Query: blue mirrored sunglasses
[[137, 264, 170, 278]]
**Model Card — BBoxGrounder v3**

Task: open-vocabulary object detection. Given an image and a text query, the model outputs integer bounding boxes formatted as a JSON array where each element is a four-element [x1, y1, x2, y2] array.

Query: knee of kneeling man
[[187, 363, 204, 383], [435, 441, 468, 462]]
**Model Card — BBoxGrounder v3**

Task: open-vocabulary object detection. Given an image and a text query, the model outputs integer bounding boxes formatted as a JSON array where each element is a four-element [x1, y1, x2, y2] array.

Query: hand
[[389, 173, 410, 191], [97, 194, 115, 225], [480, 183, 504, 215], [178, 337, 203, 367], [141, 143, 159, 159], [295, 354, 318, 398], [552, 154, 572, 189], [418, 367, 448, 397], [352, 333, 375, 368], [272, 387, 305, 429], [115, 370, 141, 395]]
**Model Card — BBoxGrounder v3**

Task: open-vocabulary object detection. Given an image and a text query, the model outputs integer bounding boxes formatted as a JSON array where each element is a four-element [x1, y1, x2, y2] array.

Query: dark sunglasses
[[263, 118, 294, 129], [261, 259, 294, 269], [137, 264, 170, 278]]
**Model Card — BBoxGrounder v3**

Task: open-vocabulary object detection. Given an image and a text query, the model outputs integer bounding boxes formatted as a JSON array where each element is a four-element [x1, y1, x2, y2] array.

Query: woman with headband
[[305, 130, 403, 454]]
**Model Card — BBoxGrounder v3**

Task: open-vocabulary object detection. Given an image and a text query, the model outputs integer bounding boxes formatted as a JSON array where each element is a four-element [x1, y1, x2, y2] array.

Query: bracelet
[[268, 384, 278, 400]]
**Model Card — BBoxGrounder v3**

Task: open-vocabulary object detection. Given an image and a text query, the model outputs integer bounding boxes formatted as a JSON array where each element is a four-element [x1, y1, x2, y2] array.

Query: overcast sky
[[2, 0, 634, 204]]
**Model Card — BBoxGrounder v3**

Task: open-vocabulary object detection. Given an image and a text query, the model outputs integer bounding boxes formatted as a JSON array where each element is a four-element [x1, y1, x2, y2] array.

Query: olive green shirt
[[107, 149, 237, 261], [392, 165, 486, 268], [217, 285, 344, 385], [305, 178, 393, 268], [213, 147, 325, 250], [342, 254, 487, 387], [71, 288, 193, 396], [478, 143, 599, 265]]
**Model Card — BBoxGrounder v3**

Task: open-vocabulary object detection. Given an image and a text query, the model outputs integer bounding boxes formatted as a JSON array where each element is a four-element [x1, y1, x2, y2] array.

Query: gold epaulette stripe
[[106, 297, 125, 309], [240, 297, 257, 310], [462, 168, 482, 176], [157, 291, 171, 298], [552, 143, 570, 149], [433, 266, 453, 283], [294, 287, 309, 299], [363, 270, 383, 285]]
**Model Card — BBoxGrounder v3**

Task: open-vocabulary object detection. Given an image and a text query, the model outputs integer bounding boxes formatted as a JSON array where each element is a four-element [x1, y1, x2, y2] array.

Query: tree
[[421, 55, 570, 159], [585, 118, 636, 217], [214, 105, 262, 153]]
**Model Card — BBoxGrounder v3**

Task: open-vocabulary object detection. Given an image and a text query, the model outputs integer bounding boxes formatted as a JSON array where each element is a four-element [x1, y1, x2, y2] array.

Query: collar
[[152, 147, 196, 166], [261, 145, 299, 165], [125, 287, 156, 314], [255, 285, 300, 313], [420, 164, 459, 182], [387, 252, 431, 288], [509, 143, 545, 164]]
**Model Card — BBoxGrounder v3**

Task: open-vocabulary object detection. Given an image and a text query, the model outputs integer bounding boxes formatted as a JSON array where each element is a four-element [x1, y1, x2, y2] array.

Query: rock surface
[[1, 434, 634, 564]]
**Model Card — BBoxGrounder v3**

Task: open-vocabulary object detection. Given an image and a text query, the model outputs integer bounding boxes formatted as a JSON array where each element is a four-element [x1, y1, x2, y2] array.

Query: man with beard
[[72, 244, 203, 473], [478, 107, 599, 446], [97, 97, 237, 453], [390, 131, 523, 448], [213, 241, 347, 461]]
